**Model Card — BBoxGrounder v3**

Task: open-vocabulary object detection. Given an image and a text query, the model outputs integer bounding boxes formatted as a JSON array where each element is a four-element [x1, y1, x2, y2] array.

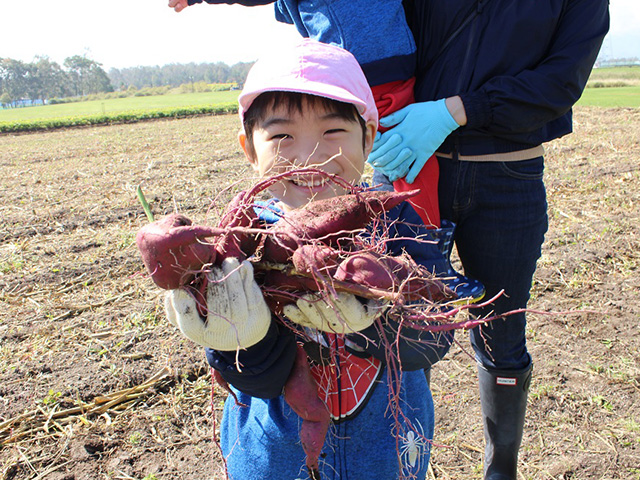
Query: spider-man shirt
[[303, 332, 383, 422]]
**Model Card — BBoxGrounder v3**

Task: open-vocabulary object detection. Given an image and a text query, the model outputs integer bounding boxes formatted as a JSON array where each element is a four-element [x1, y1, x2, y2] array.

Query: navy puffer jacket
[[404, 0, 610, 155]]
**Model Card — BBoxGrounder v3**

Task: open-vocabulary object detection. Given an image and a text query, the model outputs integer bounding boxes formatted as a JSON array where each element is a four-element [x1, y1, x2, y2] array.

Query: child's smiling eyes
[[271, 133, 291, 140], [269, 128, 345, 141]]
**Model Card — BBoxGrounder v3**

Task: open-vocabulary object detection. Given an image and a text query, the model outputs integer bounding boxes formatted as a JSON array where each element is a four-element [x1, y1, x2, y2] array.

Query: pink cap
[[239, 39, 377, 125]]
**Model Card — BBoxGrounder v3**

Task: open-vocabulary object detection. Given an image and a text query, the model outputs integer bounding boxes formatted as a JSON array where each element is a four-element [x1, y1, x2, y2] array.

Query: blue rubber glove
[[367, 99, 460, 183]]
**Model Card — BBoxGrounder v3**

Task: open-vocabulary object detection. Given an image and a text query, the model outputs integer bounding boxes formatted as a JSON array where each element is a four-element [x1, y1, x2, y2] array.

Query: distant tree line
[[1, 55, 253, 108], [108, 61, 254, 90], [0, 56, 112, 107], [595, 57, 640, 68]]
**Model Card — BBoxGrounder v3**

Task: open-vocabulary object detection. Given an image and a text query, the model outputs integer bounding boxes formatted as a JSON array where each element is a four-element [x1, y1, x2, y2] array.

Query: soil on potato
[[0, 108, 638, 480]]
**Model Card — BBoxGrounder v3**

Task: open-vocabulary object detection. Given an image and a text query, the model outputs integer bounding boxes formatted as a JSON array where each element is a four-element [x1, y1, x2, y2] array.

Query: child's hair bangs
[[243, 91, 365, 136]]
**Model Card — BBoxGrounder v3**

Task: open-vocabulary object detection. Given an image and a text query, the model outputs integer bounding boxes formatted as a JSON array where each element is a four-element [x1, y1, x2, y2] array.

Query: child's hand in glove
[[164, 258, 271, 351], [283, 292, 385, 334]]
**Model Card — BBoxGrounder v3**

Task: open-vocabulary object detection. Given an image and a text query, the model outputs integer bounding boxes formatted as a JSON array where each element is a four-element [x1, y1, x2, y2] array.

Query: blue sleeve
[[347, 201, 453, 370], [204, 320, 297, 399], [273, 0, 294, 24], [349, 318, 453, 371]]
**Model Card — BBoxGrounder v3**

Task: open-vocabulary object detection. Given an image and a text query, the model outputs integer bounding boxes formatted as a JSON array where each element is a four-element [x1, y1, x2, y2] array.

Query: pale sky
[[1, 0, 638, 71]]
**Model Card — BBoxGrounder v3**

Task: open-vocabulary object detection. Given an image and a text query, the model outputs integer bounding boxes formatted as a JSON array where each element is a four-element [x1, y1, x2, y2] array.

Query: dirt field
[[1, 107, 638, 480]]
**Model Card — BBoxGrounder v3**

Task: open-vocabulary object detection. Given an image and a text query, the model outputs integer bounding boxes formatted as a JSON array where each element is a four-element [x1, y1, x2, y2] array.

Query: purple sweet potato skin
[[284, 346, 330, 475], [380, 255, 454, 302], [136, 214, 216, 290], [284, 189, 418, 242], [333, 251, 396, 290], [291, 244, 340, 276], [136, 192, 261, 289], [254, 188, 458, 306], [258, 269, 323, 314], [263, 189, 419, 263], [215, 190, 260, 262]]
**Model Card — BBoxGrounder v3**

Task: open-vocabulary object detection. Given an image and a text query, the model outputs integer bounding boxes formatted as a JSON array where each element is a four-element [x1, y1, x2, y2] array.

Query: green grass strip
[[577, 86, 640, 108], [0, 103, 238, 133]]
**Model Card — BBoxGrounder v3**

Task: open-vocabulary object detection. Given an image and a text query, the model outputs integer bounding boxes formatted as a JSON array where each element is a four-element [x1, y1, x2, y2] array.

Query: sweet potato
[[284, 346, 330, 480], [136, 191, 262, 290], [268, 247, 454, 306], [263, 189, 419, 263], [380, 254, 454, 302], [215, 190, 260, 262], [291, 244, 340, 277], [258, 269, 325, 314], [136, 214, 218, 290], [333, 251, 396, 290]]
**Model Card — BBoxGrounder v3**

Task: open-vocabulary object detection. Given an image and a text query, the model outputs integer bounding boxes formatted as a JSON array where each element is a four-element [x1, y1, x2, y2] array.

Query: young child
[[167, 0, 484, 301], [157, 39, 452, 480]]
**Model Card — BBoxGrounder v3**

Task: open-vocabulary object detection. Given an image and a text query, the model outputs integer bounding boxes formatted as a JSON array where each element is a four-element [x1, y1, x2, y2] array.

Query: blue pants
[[437, 156, 548, 370], [221, 369, 433, 480]]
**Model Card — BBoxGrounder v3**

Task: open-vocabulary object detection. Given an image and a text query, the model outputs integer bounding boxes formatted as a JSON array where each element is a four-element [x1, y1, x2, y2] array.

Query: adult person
[[368, 1, 610, 478]]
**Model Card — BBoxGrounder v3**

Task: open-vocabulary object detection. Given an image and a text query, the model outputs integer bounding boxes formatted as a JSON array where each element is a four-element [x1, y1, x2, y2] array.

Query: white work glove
[[283, 292, 384, 334], [164, 258, 271, 351]]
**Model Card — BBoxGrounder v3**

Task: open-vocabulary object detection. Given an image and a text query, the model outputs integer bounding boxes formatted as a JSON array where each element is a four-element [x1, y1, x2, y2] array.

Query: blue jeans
[[437, 156, 548, 371]]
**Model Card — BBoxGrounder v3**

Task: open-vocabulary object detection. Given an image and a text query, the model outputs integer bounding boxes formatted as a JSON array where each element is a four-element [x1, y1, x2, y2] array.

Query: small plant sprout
[[136, 185, 155, 222]]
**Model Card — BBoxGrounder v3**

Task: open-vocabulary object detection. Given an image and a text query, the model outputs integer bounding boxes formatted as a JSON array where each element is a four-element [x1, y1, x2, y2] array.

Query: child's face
[[240, 98, 376, 211]]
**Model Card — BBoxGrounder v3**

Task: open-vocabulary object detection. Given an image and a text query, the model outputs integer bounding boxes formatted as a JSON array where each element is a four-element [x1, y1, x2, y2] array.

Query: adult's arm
[[447, 0, 609, 133], [187, 0, 275, 5]]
